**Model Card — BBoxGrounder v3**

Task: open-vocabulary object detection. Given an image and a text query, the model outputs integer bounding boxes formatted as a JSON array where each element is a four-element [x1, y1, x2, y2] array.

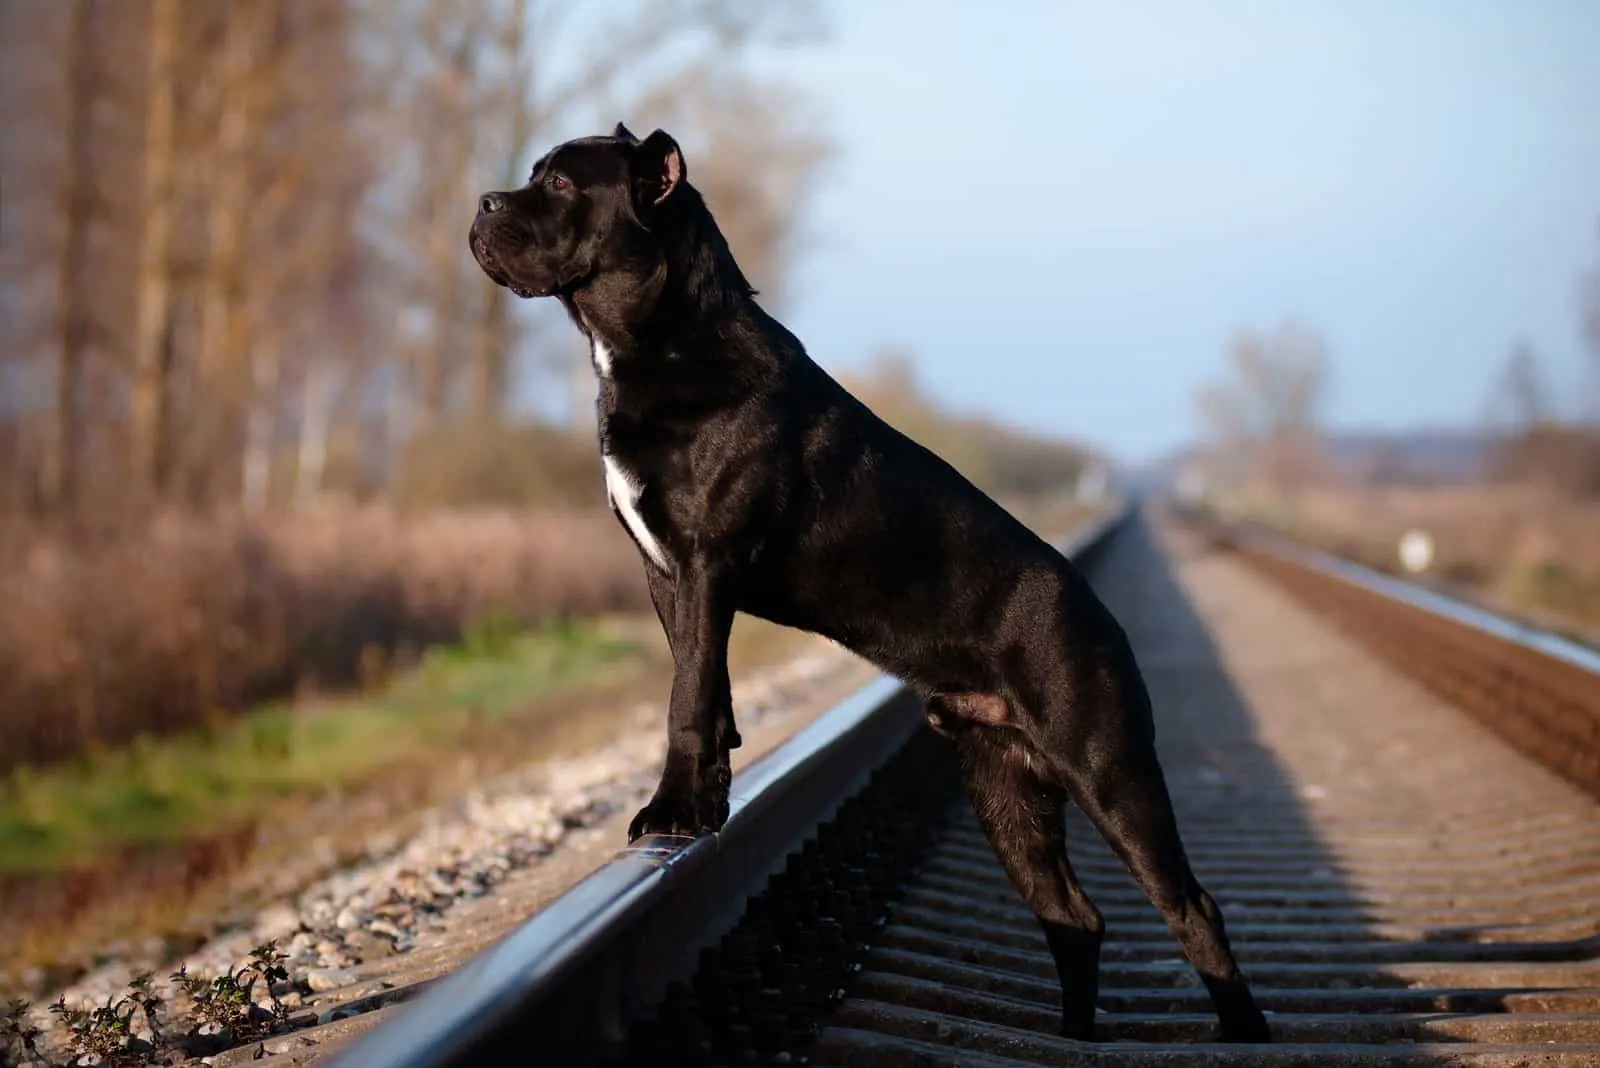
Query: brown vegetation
[[1485, 342, 1600, 497], [0, 504, 648, 774], [1, 383, 1101, 777]]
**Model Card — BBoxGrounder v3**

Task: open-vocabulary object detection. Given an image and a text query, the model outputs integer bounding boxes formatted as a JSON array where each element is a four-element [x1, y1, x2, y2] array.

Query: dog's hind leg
[[952, 720, 1105, 1040], [1066, 748, 1271, 1042]]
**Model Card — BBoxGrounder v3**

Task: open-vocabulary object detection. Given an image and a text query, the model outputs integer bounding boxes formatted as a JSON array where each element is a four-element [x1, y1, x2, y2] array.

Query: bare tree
[[185, 2, 273, 503], [1194, 320, 1330, 497], [1488, 339, 1600, 496], [128, 0, 180, 504], [1582, 218, 1600, 424], [468, 0, 531, 421], [1495, 340, 1550, 431], [38, 0, 99, 516], [239, 4, 371, 509]]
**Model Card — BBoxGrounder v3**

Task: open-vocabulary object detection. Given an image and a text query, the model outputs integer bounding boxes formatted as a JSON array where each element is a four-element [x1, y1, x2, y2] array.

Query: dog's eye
[[549, 174, 570, 191]]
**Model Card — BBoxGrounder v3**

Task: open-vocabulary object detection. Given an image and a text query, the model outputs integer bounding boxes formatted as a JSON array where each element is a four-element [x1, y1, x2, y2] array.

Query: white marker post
[[1398, 529, 1434, 575]]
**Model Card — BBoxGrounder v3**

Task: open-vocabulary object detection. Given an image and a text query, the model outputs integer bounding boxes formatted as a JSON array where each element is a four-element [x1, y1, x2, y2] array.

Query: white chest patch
[[592, 338, 613, 377], [603, 455, 669, 573]]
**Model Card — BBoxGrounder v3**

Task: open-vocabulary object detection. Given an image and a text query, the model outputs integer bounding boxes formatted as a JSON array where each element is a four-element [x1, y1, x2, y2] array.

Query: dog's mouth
[[471, 233, 552, 299]]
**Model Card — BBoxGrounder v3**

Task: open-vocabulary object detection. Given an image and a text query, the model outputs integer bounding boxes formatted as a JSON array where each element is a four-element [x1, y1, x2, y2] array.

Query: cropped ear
[[612, 122, 639, 142], [632, 129, 685, 206]]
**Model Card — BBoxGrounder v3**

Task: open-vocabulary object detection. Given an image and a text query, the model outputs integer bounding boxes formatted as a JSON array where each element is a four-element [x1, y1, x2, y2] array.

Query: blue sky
[[739, 0, 1600, 463]]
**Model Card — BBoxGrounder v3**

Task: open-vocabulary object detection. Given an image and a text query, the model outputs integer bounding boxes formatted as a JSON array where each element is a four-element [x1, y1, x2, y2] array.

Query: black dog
[[469, 124, 1269, 1043]]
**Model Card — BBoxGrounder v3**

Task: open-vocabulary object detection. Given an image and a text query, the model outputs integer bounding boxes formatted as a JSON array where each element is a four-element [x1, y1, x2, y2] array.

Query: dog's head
[[469, 123, 686, 301]]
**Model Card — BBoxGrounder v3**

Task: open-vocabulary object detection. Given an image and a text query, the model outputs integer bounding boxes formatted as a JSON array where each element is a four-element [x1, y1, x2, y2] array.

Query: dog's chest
[[592, 336, 672, 574], [602, 452, 669, 573]]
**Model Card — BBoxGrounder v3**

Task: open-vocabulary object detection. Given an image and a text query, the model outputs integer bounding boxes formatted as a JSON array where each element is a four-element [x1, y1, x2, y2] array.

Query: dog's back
[[739, 350, 1124, 688]]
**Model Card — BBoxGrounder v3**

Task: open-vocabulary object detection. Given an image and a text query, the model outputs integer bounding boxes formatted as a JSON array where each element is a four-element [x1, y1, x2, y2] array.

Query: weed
[[45, 971, 171, 1067], [170, 939, 291, 1046], [2, 999, 45, 1066], [8, 940, 295, 1066], [459, 611, 521, 661]]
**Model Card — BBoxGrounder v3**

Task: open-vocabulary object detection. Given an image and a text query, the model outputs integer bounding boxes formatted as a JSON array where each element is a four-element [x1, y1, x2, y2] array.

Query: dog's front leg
[[629, 561, 737, 840], [644, 565, 740, 758]]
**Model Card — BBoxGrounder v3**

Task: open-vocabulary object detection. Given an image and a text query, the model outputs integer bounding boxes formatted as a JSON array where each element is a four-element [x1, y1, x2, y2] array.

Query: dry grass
[[0, 504, 649, 773], [1274, 484, 1600, 638], [0, 488, 1104, 776]]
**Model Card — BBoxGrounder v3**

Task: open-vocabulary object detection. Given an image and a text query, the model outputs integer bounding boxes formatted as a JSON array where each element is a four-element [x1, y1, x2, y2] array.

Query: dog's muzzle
[[471, 193, 550, 298], [469, 228, 545, 299]]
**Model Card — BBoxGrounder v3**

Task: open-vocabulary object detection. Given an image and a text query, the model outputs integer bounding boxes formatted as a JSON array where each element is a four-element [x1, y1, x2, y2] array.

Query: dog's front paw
[[627, 790, 725, 840], [628, 763, 731, 841]]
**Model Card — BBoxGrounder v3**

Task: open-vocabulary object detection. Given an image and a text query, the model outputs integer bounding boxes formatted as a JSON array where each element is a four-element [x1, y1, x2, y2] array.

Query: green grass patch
[[0, 617, 644, 874]]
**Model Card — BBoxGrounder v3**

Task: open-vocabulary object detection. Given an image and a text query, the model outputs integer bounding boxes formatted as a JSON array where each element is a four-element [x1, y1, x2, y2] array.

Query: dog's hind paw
[[1057, 1017, 1097, 1043], [1218, 1016, 1272, 1043]]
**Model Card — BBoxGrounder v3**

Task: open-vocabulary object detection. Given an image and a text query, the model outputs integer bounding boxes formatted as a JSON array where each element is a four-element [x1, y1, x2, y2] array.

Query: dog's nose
[[478, 192, 506, 216]]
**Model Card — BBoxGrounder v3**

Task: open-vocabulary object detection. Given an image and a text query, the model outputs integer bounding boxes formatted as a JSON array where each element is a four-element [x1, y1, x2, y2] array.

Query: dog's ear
[[613, 122, 639, 142], [632, 129, 685, 207]]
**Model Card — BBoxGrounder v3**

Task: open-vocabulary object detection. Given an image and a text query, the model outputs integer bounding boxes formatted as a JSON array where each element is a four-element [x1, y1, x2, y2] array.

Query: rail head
[[324, 504, 1133, 1068]]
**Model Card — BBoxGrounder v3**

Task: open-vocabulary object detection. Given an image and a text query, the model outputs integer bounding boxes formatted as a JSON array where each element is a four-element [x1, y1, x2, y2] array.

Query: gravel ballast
[[14, 639, 874, 1066]]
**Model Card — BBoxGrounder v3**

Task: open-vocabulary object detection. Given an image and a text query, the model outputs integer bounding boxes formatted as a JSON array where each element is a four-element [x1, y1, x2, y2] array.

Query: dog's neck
[[562, 184, 760, 367]]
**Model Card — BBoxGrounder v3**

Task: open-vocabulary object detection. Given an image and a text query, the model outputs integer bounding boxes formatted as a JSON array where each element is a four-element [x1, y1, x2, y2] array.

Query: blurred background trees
[[1481, 224, 1600, 498], [1189, 319, 1330, 515], [0, 0, 832, 523], [0, 0, 1102, 776], [1485, 339, 1600, 498]]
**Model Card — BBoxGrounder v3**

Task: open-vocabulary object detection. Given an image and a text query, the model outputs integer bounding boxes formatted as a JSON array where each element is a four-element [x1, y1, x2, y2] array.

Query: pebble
[[304, 968, 356, 993], [26, 644, 857, 1061], [255, 903, 302, 941], [341, 930, 393, 961]]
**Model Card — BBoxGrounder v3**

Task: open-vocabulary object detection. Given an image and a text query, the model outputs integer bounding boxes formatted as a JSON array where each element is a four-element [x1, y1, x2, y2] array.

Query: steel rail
[[1195, 511, 1600, 802], [324, 505, 1133, 1068], [1212, 517, 1600, 676]]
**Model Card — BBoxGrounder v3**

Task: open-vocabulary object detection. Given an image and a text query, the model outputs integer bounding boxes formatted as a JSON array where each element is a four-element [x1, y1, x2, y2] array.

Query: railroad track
[[324, 504, 1600, 1067]]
